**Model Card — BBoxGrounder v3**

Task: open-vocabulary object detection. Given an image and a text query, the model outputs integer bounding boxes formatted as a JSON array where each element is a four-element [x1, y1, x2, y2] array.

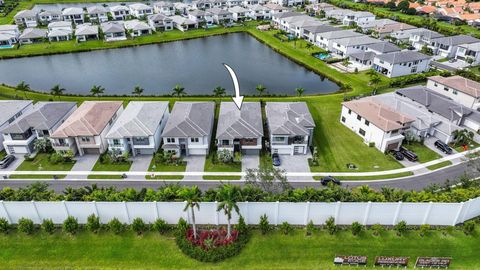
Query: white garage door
[[8, 145, 28, 154], [463, 119, 480, 132], [188, 148, 207, 155], [293, 146, 304, 155], [137, 148, 154, 155], [272, 147, 291, 155]]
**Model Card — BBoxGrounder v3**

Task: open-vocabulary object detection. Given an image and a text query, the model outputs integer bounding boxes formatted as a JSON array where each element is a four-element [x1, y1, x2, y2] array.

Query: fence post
[[422, 202, 433, 225], [334, 201, 341, 224], [31, 200, 41, 224], [453, 202, 465, 226], [62, 200, 69, 219], [363, 201, 372, 225], [392, 201, 402, 225], [154, 201, 159, 220], [275, 201, 280, 225], [184, 201, 189, 223], [215, 201, 219, 226], [0, 201, 12, 224], [123, 201, 130, 224], [245, 201, 249, 225], [304, 202, 310, 225], [460, 199, 473, 224], [92, 201, 99, 217]]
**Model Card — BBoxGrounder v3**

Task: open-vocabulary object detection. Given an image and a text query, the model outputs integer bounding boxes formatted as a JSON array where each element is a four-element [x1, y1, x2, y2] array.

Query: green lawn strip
[[8, 174, 66, 179], [469, 66, 480, 76], [203, 155, 242, 180], [453, 141, 480, 152], [401, 142, 441, 163], [87, 159, 132, 179], [15, 153, 75, 171], [427, 161, 453, 171], [202, 175, 242, 180], [0, 229, 478, 269], [313, 171, 414, 181], [146, 158, 186, 180]]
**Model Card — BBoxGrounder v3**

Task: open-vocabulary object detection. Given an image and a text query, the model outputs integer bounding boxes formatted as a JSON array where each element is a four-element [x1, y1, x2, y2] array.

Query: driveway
[[129, 155, 153, 179], [184, 155, 206, 180], [242, 154, 259, 172], [66, 154, 99, 179], [277, 152, 313, 181], [0, 155, 24, 176]]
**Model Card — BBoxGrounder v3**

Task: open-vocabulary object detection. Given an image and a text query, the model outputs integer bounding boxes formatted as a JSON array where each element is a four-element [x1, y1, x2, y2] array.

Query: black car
[[399, 146, 418, 162], [320, 176, 341, 186], [272, 153, 281, 167], [391, 150, 404, 161], [0, 155, 15, 169], [434, 140, 453, 154]]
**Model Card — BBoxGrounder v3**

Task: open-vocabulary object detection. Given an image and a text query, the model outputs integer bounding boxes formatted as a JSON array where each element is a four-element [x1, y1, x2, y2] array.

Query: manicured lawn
[[146, 158, 186, 180], [16, 153, 75, 171], [9, 174, 66, 179], [0, 150, 6, 159], [203, 155, 242, 180], [87, 159, 132, 179], [401, 142, 441, 163], [427, 161, 453, 171], [0, 229, 478, 269], [469, 66, 480, 76], [453, 141, 480, 152]]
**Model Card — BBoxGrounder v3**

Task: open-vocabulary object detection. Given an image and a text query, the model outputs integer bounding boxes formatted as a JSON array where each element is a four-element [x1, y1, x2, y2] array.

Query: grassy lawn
[[313, 171, 413, 181], [146, 158, 186, 180], [469, 66, 480, 76], [9, 174, 66, 179], [427, 161, 453, 171], [0, 150, 6, 159], [401, 142, 441, 163], [203, 153, 242, 180], [0, 228, 478, 269], [16, 153, 75, 171], [87, 159, 132, 179], [453, 141, 480, 152]]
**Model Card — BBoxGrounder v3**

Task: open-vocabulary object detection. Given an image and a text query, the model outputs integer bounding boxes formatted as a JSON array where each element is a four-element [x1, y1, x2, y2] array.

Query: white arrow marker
[[223, 63, 244, 110]]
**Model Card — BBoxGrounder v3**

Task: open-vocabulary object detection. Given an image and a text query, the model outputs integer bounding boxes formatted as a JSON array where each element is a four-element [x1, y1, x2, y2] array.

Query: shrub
[[371, 223, 384, 236], [41, 219, 55, 234], [394, 221, 407, 236], [259, 214, 271, 235], [306, 220, 315, 236], [419, 224, 430, 237], [132, 218, 146, 235], [63, 216, 79, 235], [443, 226, 454, 236], [325, 217, 337, 235], [0, 217, 11, 234], [152, 218, 170, 234], [177, 218, 189, 234], [217, 149, 233, 163], [18, 218, 35, 235], [108, 218, 125, 235], [235, 215, 248, 235], [280, 221, 293, 235], [463, 220, 475, 235], [49, 152, 64, 164], [351, 222, 364, 236], [86, 214, 100, 233]]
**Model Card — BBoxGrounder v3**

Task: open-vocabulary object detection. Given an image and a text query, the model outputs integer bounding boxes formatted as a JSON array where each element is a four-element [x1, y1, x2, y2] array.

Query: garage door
[[137, 148, 154, 155], [83, 148, 100, 155], [7, 145, 28, 154], [386, 142, 399, 151], [433, 129, 449, 143], [272, 147, 291, 155], [242, 149, 260, 155], [463, 119, 480, 132], [293, 146, 304, 155], [188, 148, 207, 155]]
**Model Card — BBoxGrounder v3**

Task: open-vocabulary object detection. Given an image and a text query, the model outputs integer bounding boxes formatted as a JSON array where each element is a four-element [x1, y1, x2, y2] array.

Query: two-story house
[[2, 102, 77, 155], [0, 101, 33, 152], [109, 5, 130, 21], [38, 10, 62, 25], [228, 6, 248, 21], [148, 14, 173, 31], [62, 7, 85, 25], [129, 3, 154, 19], [265, 102, 315, 155], [47, 21, 73, 42], [373, 51, 431, 78], [106, 102, 169, 156], [455, 42, 480, 65], [427, 75, 480, 109], [14, 10, 38, 28], [124, 20, 152, 37], [187, 10, 214, 25], [87, 6, 109, 23], [153, 1, 175, 16], [430, 35, 479, 58], [50, 101, 124, 156], [216, 102, 263, 155], [101, 22, 127, 41], [206, 7, 233, 24], [161, 102, 214, 156]]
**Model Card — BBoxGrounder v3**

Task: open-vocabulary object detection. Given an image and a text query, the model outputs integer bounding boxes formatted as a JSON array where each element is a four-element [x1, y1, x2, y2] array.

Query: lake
[[0, 33, 339, 96]]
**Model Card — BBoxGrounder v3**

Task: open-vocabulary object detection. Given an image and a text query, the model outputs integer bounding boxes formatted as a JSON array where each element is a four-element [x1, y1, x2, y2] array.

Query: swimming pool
[[314, 53, 332, 60], [0, 45, 14, 49]]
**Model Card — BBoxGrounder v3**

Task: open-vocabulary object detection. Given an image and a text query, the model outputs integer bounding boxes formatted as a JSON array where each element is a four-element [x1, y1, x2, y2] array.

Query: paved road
[[0, 162, 470, 193]]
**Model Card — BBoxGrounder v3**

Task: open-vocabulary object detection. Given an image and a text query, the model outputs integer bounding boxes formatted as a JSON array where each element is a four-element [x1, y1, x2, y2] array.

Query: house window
[[453, 90, 458, 95], [357, 115, 362, 121], [81, 137, 91, 142], [221, 140, 229, 145], [359, 128, 366, 136], [365, 120, 369, 126], [348, 109, 351, 114], [190, 137, 199, 143], [166, 138, 175, 143], [391, 129, 398, 135], [341, 116, 346, 123], [113, 139, 120, 146], [444, 87, 449, 91]]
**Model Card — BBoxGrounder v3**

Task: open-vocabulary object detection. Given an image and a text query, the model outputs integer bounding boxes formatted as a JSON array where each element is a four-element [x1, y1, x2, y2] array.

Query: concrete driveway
[[277, 153, 313, 181], [184, 155, 206, 180], [67, 154, 99, 179], [0, 155, 24, 176], [242, 154, 259, 172], [129, 155, 153, 179]]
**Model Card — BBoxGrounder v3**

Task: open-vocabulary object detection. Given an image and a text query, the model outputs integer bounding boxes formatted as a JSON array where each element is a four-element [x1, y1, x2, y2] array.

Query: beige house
[[50, 101, 123, 156], [427, 75, 480, 109]]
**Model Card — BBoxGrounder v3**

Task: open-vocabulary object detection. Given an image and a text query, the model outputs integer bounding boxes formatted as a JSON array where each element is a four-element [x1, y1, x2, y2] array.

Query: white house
[[188, 10, 214, 25], [330, 35, 382, 57], [124, 20, 152, 37], [373, 51, 431, 78], [106, 102, 170, 156], [129, 3, 154, 18], [148, 14, 173, 31], [109, 5, 130, 21], [263, 3, 289, 15], [408, 28, 444, 50], [161, 102, 215, 156], [271, 0, 304, 7], [430, 35, 480, 58], [47, 21, 73, 42], [87, 5, 109, 23], [14, 10, 38, 27], [342, 11, 375, 26], [228, 6, 248, 21], [0, 25, 20, 45], [341, 98, 414, 152], [2, 102, 77, 155], [19, 28, 47, 44], [302, 24, 339, 42], [0, 101, 33, 152], [427, 75, 480, 109], [62, 7, 84, 25], [38, 10, 62, 25], [315, 29, 363, 51], [101, 22, 127, 41], [265, 102, 315, 155], [153, 1, 175, 16], [206, 7, 233, 24], [247, 4, 272, 20], [455, 42, 480, 65], [75, 24, 99, 42], [171, 15, 199, 31]]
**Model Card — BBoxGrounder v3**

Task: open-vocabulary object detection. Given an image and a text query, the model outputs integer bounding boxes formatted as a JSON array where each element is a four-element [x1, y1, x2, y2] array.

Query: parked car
[[272, 153, 281, 166], [0, 155, 15, 169], [399, 146, 418, 162], [434, 140, 453, 154], [391, 150, 404, 161], [320, 176, 341, 186]]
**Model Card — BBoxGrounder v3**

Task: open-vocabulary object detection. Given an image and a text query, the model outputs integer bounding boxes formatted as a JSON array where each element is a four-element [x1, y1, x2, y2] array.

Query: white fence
[[0, 197, 479, 226]]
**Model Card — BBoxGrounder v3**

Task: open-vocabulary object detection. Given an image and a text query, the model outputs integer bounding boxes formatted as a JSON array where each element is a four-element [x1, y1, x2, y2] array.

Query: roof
[[129, 3, 151, 10], [109, 5, 129, 12], [432, 35, 480, 46], [0, 100, 33, 125], [75, 24, 98, 36], [343, 98, 414, 132], [153, 1, 174, 8], [216, 102, 263, 140], [366, 42, 401, 53], [48, 28, 71, 37], [101, 22, 125, 33], [458, 41, 480, 52], [429, 75, 480, 98], [162, 102, 214, 137], [62, 7, 83, 15], [148, 13, 172, 21], [375, 22, 416, 34], [19, 28, 47, 39], [106, 101, 168, 138], [334, 35, 382, 47], [272, 11, 303, 19], [375, 51, 431, 64], [263, 3, 286, 10], [87, 5, 108, 14], [265, 102, 315, 136], [206, 7, 232, 15], [2, 102, 76, 134], [171, 15, 197, 25], [409, 28, 444, 39], [0, 25, 19, 32], [302, 24, 339, 34], [349, 51, 376, 61], [14, 10, 37, 19], [228, 6, 248, 13], [316, 29, 363, 40], [51, 101, 123, 138], [124, 20, 151, 31], [39, 10, 61, 16], [48, 21, 72, 28]]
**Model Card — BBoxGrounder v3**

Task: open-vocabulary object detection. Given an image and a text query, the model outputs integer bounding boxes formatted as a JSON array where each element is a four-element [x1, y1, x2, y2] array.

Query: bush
[[394, 221, 407, 236], [49, 152, 64, 164], [325, 217, 337, 235], [351, 222, 364, 236], [371, 223, 384, 236], [217, 149, 234, 163], [41, 219, 55, 234], [235, 216, 248, 235], [132, 218, 146, 235], [177, 218, 189, 234], [0, 217, 11, 234], [306, 220, 315, 236], [420, 224, 430, 237], [152, 218, 170, 234], [259, 214, 271, 235], [463, 220, 475, 235], [63, 216, 79, 235], [18, 218, 35, 235], [108, 218, 125, 235], [280, 221, 293, 235], [86, 214, 100, 233]]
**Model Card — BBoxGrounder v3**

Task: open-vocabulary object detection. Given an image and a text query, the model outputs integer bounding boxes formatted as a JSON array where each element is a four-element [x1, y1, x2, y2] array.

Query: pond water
[[0, 33, 339, 96]]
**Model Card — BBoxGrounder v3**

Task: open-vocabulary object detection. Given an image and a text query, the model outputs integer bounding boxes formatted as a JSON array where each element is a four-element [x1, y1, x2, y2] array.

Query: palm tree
[[16, 81, 30, 98], [256, 84, 267, 96], [132, 85, 144, 97], [50, 84, 66, 100], [216, 184, 242, 238], [366, 69, 377, 79], [172, 84, 186, 98], [213, 86, 226, 98], [369, 75, 381, 88], [295, 87, 305, 97], [305, 43, 313, 50], [180, 186, 202, 239], [341, 58, 351, 68], [90, 85, 105, 97], [452, 129, 474, 146]]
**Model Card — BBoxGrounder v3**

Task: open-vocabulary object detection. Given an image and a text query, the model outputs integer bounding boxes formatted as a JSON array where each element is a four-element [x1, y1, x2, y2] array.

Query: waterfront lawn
[[16, 153, 75, 171], [401, 142, 442, 163], [146, 158, 186, 180], [0, 229, 478, 269]]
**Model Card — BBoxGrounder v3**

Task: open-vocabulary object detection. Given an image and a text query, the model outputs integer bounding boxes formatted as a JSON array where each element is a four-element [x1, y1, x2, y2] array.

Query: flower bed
[[176, 228, 250, 262]]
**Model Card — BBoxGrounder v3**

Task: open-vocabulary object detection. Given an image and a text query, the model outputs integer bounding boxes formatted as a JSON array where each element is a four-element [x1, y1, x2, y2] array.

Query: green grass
[[469, 66, 480, 76], [87, 159, 132, 179], [313, 171, 414, 181], [453, 141, 480, 152], [203, 155, 242, 180], [427, 161, 453, 171], [0, 150, 6, 159], [0, 228, 478, 269], [16, 153, 75, 171], [202, 175, 242, 180], [146, 158, 186, 180], [401, 142, 441, 163]]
